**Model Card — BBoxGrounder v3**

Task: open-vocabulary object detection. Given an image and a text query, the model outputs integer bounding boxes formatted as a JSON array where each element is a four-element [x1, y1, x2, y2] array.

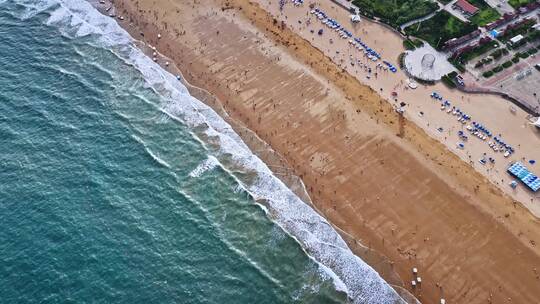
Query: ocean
[[0, 1, 404, 303]]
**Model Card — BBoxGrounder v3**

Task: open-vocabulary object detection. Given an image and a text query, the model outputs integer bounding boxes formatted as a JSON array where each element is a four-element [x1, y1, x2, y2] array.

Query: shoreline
[[181, 72, 417, 303], [166, 56, 420, 303], [98, 0, 540, 303], [127, 11, 417, 304], [88, 1, 411, 302]]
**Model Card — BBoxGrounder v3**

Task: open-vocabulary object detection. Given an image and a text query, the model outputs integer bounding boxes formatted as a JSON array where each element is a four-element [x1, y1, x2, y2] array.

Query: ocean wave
[[130, 134, 172, 169], [24, 0, 406, 302], [189, 156, 220, 178], [13, 0, 57, 20]]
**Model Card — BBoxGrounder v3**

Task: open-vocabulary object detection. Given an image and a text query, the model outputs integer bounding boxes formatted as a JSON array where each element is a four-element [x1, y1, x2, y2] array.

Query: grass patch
[[353, 0, 439, 27], [450, 58, 466, 72], [403, 39, 424, 50], [483, 70, 494, 78], [490, 48, 508, 59], [529, 30, 540, 42], [406, 11, 477, 49], [398, 53, 406, 69], [493, 65, 504, 73], [470, 8, 500, 27], [508, 0, 535, 9], [502, 61, 513, 68], [441, 71, 458, 88], [403, 40, 416, 50]]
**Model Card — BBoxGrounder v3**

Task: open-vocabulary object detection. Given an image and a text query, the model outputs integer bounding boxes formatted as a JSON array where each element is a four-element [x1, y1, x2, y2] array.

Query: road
[[484, 0, 515, 14]]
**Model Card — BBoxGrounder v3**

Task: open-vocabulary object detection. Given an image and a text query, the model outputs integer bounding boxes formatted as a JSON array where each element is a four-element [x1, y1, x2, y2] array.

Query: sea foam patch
[[31, 0, 406, 302], [189, 156, 220, 178]]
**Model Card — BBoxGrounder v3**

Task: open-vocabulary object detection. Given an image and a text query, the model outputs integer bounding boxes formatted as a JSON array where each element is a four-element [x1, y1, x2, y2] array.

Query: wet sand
[[103, 0, 540, 303]]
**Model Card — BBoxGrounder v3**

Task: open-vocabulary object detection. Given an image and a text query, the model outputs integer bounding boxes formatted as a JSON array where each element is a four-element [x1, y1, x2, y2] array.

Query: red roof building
[[453, 0, 479, 16]]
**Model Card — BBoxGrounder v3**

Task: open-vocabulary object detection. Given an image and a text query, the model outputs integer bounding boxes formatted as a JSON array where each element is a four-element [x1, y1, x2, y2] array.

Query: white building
[[510, 34, 524, 45]]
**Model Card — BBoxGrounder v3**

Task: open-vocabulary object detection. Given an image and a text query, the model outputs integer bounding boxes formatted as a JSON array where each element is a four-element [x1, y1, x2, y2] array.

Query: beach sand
[[102, 0, 540, 303]]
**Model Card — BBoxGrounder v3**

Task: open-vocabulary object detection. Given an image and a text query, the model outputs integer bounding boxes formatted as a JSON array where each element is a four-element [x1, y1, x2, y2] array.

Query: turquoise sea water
[[0, 1, 404, 303]]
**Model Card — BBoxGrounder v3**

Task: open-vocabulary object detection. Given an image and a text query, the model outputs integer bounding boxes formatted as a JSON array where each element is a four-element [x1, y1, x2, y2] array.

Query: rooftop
[[454, 0, 479, 15]]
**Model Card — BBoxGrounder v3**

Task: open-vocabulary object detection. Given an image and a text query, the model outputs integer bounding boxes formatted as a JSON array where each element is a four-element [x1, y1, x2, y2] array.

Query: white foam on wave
[[14, 0, 57, 20], [27, 0, 406, 302], [189, 156, 220, 178], [130, 134, 171, 169]]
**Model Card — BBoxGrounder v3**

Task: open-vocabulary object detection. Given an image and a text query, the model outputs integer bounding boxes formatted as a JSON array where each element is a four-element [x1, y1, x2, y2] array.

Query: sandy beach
[[99, 0, 540, 302]]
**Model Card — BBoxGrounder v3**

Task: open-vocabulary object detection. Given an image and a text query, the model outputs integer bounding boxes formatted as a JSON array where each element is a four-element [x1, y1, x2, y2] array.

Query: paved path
[[484, 0, 515, 14], [400, 1, 444, 30], [462, 54, 540, 115], [401, 0, 472, 31]]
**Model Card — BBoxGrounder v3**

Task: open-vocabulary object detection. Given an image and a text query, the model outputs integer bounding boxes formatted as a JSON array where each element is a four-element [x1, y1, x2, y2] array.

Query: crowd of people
[[310, 7, 397, 72], [431, 91, 516, 162]]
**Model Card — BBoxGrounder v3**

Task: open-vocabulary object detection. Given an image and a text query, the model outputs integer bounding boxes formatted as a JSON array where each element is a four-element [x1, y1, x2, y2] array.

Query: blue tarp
[[508, 162, 540, 192]]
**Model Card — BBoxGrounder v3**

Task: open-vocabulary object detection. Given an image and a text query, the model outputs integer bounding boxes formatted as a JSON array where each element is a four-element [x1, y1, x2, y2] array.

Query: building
[[509, 34, 524, 45], [485, 13, 518, 31], [453, 0, 479, 17], [443, 29, 481, 49]]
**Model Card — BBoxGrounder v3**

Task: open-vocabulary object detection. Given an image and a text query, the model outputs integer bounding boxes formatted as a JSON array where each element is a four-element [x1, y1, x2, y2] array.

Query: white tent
[[510, 34, 524, 45]]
